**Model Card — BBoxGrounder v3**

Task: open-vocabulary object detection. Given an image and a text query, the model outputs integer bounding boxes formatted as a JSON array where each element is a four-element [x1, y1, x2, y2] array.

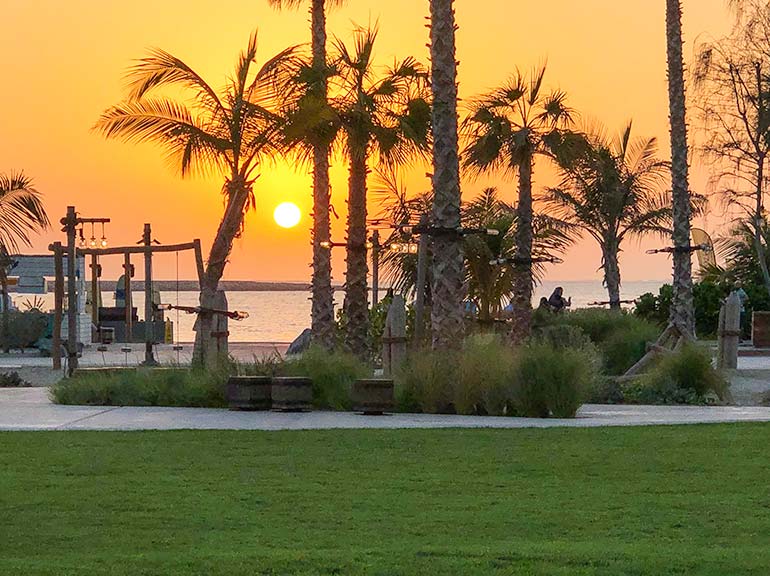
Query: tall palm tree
[[267, 0, 345, 349], [547, 123, 672, 309], [463, 67, 573, 341], [95, 33, 295, 365], [0, 172, 49, 351], [666, 0, 695, 336], [429, 0, 464, 350], [329, 27, 431, 358]]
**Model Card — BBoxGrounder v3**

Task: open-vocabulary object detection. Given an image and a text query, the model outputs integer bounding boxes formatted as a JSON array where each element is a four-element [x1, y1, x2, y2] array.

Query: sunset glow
[[0, 1, 733, 282]]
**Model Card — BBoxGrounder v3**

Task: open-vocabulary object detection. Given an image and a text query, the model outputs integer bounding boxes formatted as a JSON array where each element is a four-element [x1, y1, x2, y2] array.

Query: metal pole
[[124, 253, 133, 343], [65, 206, 78, 375], [143, 223, 157, 365], [371, 230, 380, 308], [52, 242, 63, 371], [413, 213, 429, 347]]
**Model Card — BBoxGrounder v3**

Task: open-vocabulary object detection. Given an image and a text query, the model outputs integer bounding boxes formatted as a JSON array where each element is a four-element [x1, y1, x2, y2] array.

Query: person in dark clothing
[[548, 287, 571, 312]]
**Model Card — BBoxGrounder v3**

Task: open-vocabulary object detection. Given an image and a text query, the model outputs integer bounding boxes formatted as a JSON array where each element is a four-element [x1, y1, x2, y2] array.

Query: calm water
[[16, 281, 665, 343]]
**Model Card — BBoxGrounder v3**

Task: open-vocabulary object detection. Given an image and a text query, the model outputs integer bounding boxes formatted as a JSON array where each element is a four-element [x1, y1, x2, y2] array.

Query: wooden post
[[64, 206, 78, 375], [90, 253, 99, 330], [382, 295, 407, 377], [413, 214, 429, 347], [371, 230, 380, 307], [124, 253, 133, 343], [52, 242, 63, 371], [717, 291, 741, 370], [143, 223, 157, 366], [193, 239, 205, 287]]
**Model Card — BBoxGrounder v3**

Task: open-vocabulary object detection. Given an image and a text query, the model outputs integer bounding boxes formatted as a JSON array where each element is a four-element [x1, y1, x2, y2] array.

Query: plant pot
[[753, 311, 770, 348], [271, 377, 313, 412], [226, 376, 271, 411], [351, 378, 394, 415]]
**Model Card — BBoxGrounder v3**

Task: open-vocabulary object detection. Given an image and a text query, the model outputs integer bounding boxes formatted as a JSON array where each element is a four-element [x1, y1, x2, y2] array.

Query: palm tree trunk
[[195, 179, 251, 366], [0, 272, 9, 353], [511, 156, 534, 343], [343, 153, 369, 358], [666, 0, 695, 336], [429, 0, 465, 350], [309, 0, 335, 349], [602, 238, 622, 311]]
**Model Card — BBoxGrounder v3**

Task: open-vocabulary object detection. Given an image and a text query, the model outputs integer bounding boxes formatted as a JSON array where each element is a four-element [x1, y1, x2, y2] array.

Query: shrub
[[626, 344, 729, 405], [395, 349, 456, 414], [0, 310, 48, 351], [510, 342, 599, 418], [456, 334, 515, 416], [282, 346, 369, 410], [544, 309, 659, 375], [0, 371, 30, 387], [51, 367, 229, 407]]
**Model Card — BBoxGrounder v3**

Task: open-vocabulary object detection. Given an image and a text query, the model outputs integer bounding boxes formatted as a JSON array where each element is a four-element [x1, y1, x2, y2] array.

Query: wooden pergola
[[50, 206, 204, 374]]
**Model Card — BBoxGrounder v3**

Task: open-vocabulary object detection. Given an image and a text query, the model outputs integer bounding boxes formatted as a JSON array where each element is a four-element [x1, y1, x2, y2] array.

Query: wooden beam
[[76, 242, 197, 257], [124, 253, 133, 342], [143, 224, 157, 366], [65, 206, 78, 375]]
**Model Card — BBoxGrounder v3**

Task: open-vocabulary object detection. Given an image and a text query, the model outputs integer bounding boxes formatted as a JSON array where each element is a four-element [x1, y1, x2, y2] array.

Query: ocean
[[17, 280, 666, 343]]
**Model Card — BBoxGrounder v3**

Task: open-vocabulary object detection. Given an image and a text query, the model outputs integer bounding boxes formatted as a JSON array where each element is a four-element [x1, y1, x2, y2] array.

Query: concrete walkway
[[2, 387, 770, 431]]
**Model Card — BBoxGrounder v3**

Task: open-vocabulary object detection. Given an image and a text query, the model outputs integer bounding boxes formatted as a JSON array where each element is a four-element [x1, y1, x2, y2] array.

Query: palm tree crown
[[0, 172, 49, 252], [463, 66, 573, 340], [547, 122, 671, 308], [95, 32, 296, 364]]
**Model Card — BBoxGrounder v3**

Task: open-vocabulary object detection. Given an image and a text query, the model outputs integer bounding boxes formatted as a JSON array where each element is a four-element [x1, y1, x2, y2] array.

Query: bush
[[395, 349, 456, 414], [543, 309, 659, 375], [624, 344, 728, 405], [510, 343, 599, 418], [282, 346, 369, 410], [456, 334, 516, 416], [0, 371, 30, 387], [51, 367, 229, 407], [0, 310, 48, 351]]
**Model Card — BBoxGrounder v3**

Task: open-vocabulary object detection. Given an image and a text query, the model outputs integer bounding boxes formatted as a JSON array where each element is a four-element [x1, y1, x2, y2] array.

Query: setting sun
[[273, 202, 301, 229]]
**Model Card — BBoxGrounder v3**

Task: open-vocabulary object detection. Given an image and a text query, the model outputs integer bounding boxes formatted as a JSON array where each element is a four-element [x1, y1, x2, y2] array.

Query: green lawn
[[1, 425, 769, 575]]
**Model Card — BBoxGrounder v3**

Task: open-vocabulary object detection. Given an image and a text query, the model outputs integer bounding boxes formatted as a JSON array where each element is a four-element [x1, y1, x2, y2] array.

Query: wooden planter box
[[271, 377, 313, 412], [226, 376, 271, 411], [351, 378, 394, 415], [753, 311, 770, 348]]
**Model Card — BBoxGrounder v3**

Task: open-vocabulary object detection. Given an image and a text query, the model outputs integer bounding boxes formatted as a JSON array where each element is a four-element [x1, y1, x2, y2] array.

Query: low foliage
[[282, 346, 370, 410], [51, 367, 229, 407], [396, 334, 597, 418], [510, 342, 599, 418], [540, 308, 658, 375], [630, 344, 728, 404], [0, 310, 48, 351], [0, 371, 30, 387]]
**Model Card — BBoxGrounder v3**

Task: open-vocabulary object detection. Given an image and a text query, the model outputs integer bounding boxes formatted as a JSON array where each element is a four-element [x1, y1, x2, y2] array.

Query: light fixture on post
[[78, 226, 86, 248], [89, 222, 97, 248], [100, 222, 108, 248]]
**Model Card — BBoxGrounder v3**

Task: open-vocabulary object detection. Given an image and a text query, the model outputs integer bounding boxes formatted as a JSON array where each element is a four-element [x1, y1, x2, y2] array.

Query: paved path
[[2, 388, 770, 431]]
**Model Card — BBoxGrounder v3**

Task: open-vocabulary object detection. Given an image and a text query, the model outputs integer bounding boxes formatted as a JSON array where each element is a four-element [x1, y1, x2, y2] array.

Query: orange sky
[[0, 0, 733, 283]]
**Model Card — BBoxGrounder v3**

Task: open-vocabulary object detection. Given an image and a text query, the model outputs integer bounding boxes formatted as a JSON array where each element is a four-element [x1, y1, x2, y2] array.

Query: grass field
[[1, 425, 769, 575]]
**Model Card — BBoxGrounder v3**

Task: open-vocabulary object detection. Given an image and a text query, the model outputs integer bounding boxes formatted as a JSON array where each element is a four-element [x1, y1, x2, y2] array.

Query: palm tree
[[267, 0, 345, 349], [329, 26, 431, 358], [547, 123, 672, 310], [463, 67, 573, 341], [666, 0, 695, 336], [0, 172, 49, 351], [95, 33, 295, 365], [374, 181, 571, 323], [429, 0, 464, 350], [463, 188, 572, 322]]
